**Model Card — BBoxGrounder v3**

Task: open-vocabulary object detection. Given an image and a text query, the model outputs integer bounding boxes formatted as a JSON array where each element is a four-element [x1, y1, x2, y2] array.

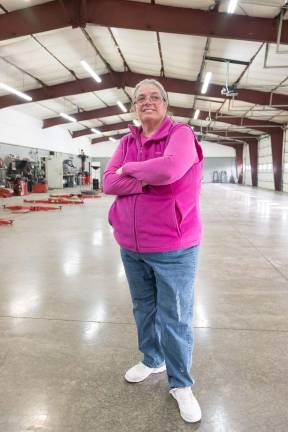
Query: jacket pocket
[[108, 201, 116, 226], [108, 196, 135, 247], [136, 196, 182, 247], [173, 199, 183, 237]]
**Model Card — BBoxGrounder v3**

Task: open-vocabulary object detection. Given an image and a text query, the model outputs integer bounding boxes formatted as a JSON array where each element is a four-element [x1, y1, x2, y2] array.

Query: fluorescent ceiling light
[[228, 0, 238, 13], [91, 128, 101, 134], [80, 60, 102, 83], [60, 112, 77, 123], [201, 72, 212, 94], [193, 109, 200, 120], [133, 119, 140, 126], [109, 137, 116, 142], [117, 101, 127, 113], [0, 82, 32, 101]]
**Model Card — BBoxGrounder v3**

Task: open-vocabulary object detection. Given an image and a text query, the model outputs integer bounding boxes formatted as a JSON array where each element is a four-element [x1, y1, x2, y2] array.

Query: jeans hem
[[143, 360, 165, 369]]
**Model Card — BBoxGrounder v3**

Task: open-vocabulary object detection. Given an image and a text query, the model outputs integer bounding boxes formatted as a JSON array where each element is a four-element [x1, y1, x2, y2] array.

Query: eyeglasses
[[134, 94, 164, 105]]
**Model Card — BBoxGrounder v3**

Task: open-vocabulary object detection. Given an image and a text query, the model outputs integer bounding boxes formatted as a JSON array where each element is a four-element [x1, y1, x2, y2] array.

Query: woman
[[103, 79, 203, 423]]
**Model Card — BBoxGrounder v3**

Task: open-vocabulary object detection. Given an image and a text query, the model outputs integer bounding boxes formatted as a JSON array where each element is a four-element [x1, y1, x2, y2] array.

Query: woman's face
[[134, 84, 167, 125]]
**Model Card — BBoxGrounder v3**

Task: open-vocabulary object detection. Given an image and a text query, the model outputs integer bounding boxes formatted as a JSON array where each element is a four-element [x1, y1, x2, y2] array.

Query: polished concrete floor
[[0, 184, 288, 432]]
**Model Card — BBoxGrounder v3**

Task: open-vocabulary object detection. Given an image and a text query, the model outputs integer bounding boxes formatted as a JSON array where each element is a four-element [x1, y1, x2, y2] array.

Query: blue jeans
[[120, 245, 199, 389]]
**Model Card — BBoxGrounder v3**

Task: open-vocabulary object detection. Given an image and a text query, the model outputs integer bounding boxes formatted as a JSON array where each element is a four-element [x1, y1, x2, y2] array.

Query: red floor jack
[[24, 198, 84, 205], [3, 205, 62, 214], [49, 194, 101, 199], [0, 188, 14, 198], [0, 218, 13, 225]]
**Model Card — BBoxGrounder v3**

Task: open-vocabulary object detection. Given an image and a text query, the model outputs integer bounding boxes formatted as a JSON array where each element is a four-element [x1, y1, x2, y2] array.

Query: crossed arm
[[102, 141, 144, 196], [103, 126, 198, 196]]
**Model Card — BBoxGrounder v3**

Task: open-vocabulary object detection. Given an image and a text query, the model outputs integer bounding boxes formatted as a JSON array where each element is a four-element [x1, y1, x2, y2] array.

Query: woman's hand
[[116, 166, 148, 187]]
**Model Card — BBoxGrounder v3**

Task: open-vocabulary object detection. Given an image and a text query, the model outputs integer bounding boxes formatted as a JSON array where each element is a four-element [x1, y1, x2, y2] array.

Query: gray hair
[[133, 79, 169, 104]]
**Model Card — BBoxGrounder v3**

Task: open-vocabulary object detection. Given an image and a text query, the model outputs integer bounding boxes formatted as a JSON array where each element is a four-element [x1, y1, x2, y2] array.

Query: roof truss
[[1, 72, 288, 111], [0, 0, 287, 44]]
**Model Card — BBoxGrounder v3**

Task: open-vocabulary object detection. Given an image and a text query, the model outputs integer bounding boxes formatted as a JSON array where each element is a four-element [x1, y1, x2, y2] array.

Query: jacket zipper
[[133, 136, 143, 252]]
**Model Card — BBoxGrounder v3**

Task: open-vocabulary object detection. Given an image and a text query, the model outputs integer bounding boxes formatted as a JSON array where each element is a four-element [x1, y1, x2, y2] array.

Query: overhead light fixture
[[227, 0, 238, 13], [193, 109, 200, 120], [60, 112, 77, 123], [133, 119, 140, 126], [109, 137, 116, 142], [117, 101, 127, 113], [201, 72, 212, 94], [0, 82, 32, 101], [80, 60, 102, 83], [91, 128, 101, 134]]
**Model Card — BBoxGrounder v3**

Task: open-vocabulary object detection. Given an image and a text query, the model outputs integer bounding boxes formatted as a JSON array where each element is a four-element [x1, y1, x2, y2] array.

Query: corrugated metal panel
[[93, 88, 130, 106], [239, 44, 288, 91], [67, 93, 106, 110], [115, 113, 134, 122], [283, 128, 288, 192], [170, 115, 189, 123], [190, 119, 210, 127], [81, 119, 103, 128], [86, 25, 126, 72], [39, 99, 74, 113], [168, 92, 195, 108], [108, 28, 161, 76], [219, 0, 283, 18], [268, 114, 288, 123], [243, 144, 252, 186], [258, 136, 274, 190], [209, 39, 262, 62], [160, 33, 207, 80], [1, 0, 50, 12], [13, 103, 55, 119], [59, 123, 85, 132], [156, 0, 214, 9], [98, 115, 124, 125], [0, 34, 74, 87], [195, 99, 224, 112], [35, 27, 107, 81], [205, 60, 246, 86]]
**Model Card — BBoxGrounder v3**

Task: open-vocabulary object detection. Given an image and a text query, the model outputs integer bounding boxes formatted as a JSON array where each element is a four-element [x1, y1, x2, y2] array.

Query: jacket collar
[[128, 116, 173, 142]]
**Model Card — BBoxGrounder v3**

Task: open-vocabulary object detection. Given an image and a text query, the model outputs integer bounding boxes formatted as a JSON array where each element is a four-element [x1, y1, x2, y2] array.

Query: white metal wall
[[0, 108, 90, 156], [283, 128, 288, 193], [242, 143, 252, 186], [258, 136, 274, 191]]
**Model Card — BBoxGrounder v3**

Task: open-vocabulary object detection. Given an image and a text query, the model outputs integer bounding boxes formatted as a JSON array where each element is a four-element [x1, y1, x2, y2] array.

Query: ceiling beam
[[73, 121, 130, 138], [193, 126, 259, 143], [43, 103, 131, 128], [43, 103, 282, 130], [86, 119, 260, 142], [124, 72, 288, 108], [0, 0, 287, 44], [91, 133, 124, 144], [197, 111, 283, 133], [0, 1, 69, 41], [2, 72, 288, 112], [73, 120, 262, 140], [0, 73, 117, 110]]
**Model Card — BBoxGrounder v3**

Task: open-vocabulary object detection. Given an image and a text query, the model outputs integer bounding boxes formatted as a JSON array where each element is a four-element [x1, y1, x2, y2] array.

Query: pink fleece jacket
[[103, 116, 203, 252]]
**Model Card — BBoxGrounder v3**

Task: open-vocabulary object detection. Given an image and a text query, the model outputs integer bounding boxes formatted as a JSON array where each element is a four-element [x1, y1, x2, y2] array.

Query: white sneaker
[[170, 387, 202, 423], [125, 362, 166, 383]]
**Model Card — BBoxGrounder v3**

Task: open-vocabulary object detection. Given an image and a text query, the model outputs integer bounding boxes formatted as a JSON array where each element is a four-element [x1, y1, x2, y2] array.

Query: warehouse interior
[[0, 1, 288, 431]]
